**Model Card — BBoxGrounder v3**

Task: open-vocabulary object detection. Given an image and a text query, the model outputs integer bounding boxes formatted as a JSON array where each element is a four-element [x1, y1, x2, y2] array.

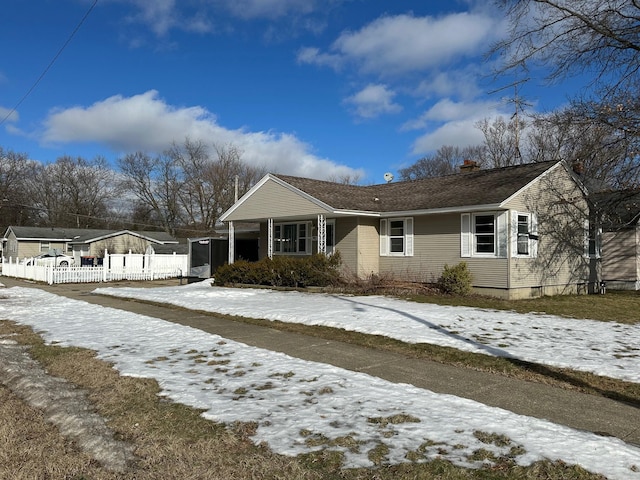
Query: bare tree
[[492, 0, 640, 100], [325, 173, 362, 185], [492, 1, 640, 190], [0, 147, 38, 228], [28, 156, 118, 228], [118, 151, 183, 235], [523, 106, 638, 189], [476, 116, 526, 168], [205, 143, 265, 224], [399, 145, 487, 180], [119, 140, 265, 235]]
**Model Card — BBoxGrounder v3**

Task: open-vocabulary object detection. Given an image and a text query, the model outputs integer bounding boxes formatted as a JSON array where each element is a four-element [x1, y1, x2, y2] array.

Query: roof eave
[[380, 203, 505, 217], [220, 173, 337, 222]]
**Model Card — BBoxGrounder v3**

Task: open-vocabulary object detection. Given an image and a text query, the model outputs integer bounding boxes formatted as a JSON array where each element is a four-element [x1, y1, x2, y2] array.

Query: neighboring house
[[2, 226, 179, 264], [595, 189, 640, 290], [220, 160, 595, 299]]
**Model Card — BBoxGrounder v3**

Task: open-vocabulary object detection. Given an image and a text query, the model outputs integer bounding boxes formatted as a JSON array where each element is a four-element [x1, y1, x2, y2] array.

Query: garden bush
[[438, 262, 473, 295], [214, 252, 343, 288]]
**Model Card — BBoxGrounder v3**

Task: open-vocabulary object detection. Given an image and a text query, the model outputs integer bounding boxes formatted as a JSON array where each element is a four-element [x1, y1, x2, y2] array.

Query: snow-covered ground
[[96, 281, 640, 383], [1, 284, 639, 479]]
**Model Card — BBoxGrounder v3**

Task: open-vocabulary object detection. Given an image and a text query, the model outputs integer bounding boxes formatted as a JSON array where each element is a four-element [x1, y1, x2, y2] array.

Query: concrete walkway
[[2, 276, 639, 448]]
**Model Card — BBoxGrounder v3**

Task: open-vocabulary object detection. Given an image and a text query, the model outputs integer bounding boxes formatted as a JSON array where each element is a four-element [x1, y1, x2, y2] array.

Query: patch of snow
[[0, 286, 638, 479], [95, 281, 640, 383]]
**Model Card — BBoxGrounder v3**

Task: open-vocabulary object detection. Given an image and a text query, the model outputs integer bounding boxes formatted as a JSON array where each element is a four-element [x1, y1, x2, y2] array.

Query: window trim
[[461, 212, 507, 258], [380, 217, 413, 257], [584, 220, 602, 259], [272, 221, 312, 255], [474, 214, 496, 256], [40, 241, 50, 252], [325, 219, 336, 255], [510, 211, 538, 259]]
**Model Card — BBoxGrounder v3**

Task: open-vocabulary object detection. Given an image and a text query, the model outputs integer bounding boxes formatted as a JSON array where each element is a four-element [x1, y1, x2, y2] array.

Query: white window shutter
[[380, 219, 389, 256], [530, 213, 538, 258], [497, 211, 508, 258], [460, 214, 471, 257], [405, 218, 414, 256], [510, 210, 518, 258]]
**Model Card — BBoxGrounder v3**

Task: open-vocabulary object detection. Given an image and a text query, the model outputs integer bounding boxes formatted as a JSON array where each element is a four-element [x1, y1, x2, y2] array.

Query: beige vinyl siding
[[505, 166, 591, 290], [602, 229, 639, 282], [354, 218, 379, 277], [90, 234, 153, 256], [334, 217, 357, 275], [225, 179, 327, 221], [333, 217, 379, 278], [379, 213, 508, 287], [15, 240, 67, 259]]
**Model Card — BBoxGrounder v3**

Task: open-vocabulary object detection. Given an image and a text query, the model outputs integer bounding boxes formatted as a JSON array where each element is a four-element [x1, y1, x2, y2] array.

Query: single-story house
[[220, 160, 596, 299], [2, 226, 180, 264], [595, 189, 640, 290]]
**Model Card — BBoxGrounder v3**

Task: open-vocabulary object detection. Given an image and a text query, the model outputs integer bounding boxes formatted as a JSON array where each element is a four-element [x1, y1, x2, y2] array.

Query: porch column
[[267, 218, 274, 259], [317, 214, 326, 255], [228, 221, 235, 265]]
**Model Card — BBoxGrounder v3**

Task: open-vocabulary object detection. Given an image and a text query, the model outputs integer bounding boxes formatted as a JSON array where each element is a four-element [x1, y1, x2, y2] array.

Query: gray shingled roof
[[274, 160, 561, 213], [5, 226, 177, 244], [6, 226, 94, 240]]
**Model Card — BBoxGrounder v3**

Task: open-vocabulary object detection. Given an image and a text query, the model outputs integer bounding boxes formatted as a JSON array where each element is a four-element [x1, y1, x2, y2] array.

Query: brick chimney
[[572, 160, 584, 175], [459, 159, 480, 173]]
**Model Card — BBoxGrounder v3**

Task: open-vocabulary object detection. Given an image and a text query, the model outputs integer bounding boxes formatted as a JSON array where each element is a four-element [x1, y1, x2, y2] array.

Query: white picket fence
[[1, 250, 189, 285]]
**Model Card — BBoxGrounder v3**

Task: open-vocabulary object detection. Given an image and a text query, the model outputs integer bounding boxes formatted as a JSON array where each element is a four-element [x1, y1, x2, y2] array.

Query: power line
[[0, 0, 99, 127]]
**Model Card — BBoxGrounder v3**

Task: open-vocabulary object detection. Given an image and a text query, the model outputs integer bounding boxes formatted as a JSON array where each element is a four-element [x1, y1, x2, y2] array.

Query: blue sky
[[1, 0, 579, 183]]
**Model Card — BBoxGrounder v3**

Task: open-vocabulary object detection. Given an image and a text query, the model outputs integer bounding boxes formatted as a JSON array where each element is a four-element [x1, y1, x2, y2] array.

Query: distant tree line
[[0, 139, 264, 237]]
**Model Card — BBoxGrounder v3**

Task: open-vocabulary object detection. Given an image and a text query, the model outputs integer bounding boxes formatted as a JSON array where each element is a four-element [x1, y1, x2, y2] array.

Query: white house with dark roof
[[221, 160, 596, 299]]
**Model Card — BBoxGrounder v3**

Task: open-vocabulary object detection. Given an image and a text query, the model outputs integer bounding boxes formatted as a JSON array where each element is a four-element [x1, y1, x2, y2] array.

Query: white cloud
[[223, 0, 316, 20], [0, 106, 18, 124], [113, 0, 328, 35], [411, 120, 485, 154], [124, 0, 179, 36], [40, 90, 362, 180], [296, 47, 343, 70], [406, 99, 506, 154], [414, 69, 484, 101], [304, 12, 499, 76], [343, 84, 402, 119]]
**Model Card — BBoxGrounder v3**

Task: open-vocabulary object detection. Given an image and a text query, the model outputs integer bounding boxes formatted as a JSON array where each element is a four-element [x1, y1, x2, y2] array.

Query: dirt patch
[[0, 338, 135, 472]]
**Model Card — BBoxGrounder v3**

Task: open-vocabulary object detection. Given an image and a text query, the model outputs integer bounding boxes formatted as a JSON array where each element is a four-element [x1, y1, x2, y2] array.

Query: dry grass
[[0, 320, 608, 479], [407, 289, 640, 325]]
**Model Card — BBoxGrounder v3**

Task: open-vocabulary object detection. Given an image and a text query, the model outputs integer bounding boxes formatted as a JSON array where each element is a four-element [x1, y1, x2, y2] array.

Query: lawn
[[0, 320, 610, 480], [408, 290, 640, 325]]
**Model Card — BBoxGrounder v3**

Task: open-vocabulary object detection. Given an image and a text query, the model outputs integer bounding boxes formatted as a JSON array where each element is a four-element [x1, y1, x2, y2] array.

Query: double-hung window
[[40, 241, 50, 253], [461, 212, 508, 258], [273, 222, 312, 255], [584, 220, 601, 258], [474, 215, 496, 254], [510, 212, 538, 258], [380, 218, 413, 256]]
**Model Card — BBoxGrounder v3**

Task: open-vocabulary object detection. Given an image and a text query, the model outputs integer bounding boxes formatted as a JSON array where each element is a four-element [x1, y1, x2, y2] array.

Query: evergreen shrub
[[438, 262, 473, 295], [214, 252, 343, 288]]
